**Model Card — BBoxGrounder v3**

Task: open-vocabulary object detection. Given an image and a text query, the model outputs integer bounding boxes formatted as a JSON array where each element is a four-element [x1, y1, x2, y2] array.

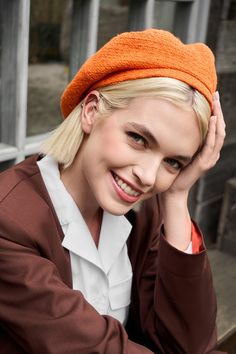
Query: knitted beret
[[61, 29, 217, 118]]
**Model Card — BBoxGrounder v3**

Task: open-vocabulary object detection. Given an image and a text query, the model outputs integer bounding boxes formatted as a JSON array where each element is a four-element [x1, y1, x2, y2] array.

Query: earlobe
[[81, 91, 100, 134]]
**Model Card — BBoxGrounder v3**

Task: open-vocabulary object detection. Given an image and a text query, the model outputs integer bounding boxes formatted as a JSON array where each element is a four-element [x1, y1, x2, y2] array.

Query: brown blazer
[[0, 155, 224, 354]]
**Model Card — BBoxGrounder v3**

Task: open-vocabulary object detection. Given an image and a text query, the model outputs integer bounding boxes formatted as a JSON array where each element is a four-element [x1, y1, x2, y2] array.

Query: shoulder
[[0, 155, 60, 245], [0, 155, 42, 201], [0, 155, 51, 214]]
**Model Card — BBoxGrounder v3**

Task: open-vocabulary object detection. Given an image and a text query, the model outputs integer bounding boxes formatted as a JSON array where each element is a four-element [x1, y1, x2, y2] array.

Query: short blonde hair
[[42, 77, 211, 169]]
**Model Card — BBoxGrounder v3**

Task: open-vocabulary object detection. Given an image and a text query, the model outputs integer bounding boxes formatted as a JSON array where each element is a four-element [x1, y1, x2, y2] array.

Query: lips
[[111, 172, 142, 203]]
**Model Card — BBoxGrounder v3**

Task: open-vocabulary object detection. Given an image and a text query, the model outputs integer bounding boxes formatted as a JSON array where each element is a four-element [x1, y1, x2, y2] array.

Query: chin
[[103, 205, 131, 216], [97, 198, 134, 216]]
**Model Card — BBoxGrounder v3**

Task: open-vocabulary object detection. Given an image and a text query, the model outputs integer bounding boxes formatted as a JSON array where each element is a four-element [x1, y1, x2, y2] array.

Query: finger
[[213, 124, 225, 156], [191, 115, 217, 172], [201, 115, 217, 155], [212, 92, 226, 154], [213, 92, 226, 131], [207, 116, 224, 165]]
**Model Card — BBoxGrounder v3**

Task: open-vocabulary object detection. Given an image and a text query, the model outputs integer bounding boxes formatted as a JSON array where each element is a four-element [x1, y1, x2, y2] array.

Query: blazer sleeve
[[0, 207, 154, 354], [126, 196, 224, 354]]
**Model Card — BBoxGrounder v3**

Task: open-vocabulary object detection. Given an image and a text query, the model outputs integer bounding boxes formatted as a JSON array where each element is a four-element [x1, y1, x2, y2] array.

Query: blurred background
[[0, 0, 235, 352]]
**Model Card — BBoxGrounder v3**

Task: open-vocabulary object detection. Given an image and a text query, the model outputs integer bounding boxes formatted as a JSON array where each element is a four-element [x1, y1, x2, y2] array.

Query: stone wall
[[218, 176, 236, 256]]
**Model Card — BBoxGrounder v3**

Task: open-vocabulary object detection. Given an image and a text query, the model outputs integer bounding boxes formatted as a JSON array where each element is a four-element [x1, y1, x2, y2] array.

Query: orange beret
[[61, 29, 217, 118]]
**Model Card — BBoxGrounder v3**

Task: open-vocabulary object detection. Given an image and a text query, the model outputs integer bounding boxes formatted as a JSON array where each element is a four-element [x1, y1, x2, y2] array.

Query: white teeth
[[124, 186, 132, 194], [117, 179, 123, 187], [114, 174, 140, 197]]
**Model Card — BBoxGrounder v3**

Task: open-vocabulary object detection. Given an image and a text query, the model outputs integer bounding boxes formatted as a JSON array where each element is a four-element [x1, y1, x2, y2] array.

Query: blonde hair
[[42, 77, 211, 169]]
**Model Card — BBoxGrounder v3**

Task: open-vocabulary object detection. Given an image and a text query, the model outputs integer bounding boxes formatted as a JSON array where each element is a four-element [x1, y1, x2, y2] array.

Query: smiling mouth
[[114, 174, 140, 196], [111, 172, 142, 203]]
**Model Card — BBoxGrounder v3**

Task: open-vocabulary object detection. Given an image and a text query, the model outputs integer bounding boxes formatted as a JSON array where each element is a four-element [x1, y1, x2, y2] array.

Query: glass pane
[[154, 1, 176, 32], [27, 0, 69, 136], [97, 0, 129, 49]]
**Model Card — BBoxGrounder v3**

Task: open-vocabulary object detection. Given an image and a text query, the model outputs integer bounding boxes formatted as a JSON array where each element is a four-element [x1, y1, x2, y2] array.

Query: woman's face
[[78, 96, 201, 215]]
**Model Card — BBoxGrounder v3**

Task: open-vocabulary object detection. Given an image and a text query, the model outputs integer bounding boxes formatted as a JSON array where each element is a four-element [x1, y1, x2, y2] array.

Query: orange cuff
[[191, 222, 204, 253]]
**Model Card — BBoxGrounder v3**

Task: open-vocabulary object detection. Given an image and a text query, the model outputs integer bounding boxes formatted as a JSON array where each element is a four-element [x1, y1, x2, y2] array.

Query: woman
[[0, 29, 226, 353]]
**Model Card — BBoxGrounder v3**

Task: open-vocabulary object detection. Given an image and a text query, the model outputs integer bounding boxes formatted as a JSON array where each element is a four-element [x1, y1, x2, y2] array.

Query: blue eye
[[164, 158, 183, 171], [127, 132, 146, 146]]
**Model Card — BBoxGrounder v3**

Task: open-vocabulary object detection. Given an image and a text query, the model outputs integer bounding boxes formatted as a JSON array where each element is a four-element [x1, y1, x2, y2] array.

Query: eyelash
[[164, 158, 183, 171], [127, 131, 147, 147]]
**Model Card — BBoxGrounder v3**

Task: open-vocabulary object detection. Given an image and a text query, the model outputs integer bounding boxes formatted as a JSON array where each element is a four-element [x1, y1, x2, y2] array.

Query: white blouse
[[37, 155, 133, 325]]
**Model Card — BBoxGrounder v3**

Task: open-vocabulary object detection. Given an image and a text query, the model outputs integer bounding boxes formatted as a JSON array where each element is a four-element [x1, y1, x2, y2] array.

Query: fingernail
[[214, 91, 220, 101]]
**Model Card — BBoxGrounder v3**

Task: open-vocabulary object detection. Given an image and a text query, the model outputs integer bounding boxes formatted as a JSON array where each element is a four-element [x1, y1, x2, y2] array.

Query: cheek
[[154, 170, 178, 193], [82, 130, 130, 172], [99, 131, 135, 165]]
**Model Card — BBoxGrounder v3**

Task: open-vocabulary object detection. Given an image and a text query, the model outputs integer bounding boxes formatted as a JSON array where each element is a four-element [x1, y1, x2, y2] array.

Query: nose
[[132, 156, 161, 188]]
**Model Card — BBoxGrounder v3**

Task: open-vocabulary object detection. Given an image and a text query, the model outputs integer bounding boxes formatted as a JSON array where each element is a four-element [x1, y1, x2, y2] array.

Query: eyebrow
[[126, 122, 193, 164], [127, 122, 157, 145]]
